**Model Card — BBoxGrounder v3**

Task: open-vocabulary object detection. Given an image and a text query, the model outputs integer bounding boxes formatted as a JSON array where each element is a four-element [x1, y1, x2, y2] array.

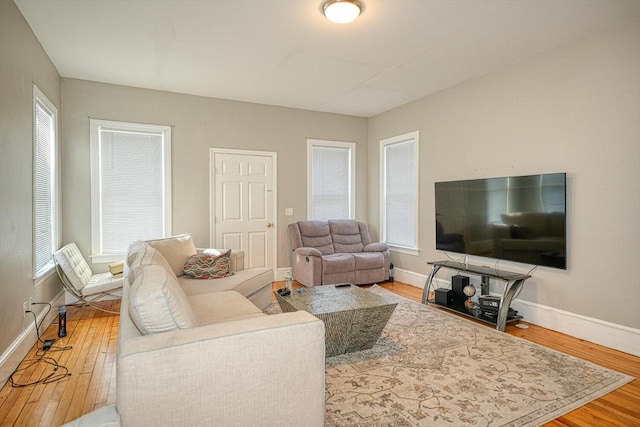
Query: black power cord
[[30, 303, 73, 355], [8, 302, 72, 388]]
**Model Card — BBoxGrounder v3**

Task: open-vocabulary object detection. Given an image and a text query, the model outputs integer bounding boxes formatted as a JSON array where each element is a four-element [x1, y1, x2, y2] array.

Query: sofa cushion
[[83, 272, 124, 296], [183, 250, 233, 279], [128, 264, 198, 335], [127, 242, 174, 285], [179, 267, 274, 310], [321, 253, 355, 274], [329, 219, 364, 253], [126, 240, 146, 268], [353, 252, 384, 270], [188, 291, 265, 325], [146, 234, 197, 276], [298, 221, 334, 255], [179, 267, 272, 296]]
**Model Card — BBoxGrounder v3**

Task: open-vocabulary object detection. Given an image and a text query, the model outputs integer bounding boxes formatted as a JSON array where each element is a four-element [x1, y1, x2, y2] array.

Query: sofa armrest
[[293, 247, 323, 257], [363, 242, 388, 252], [117, 311, 325, 427], [197, 248, 245, 272]]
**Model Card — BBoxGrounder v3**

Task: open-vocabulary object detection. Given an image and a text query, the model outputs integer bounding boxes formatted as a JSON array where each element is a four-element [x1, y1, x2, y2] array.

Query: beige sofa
[[65, 235, 326, 427]]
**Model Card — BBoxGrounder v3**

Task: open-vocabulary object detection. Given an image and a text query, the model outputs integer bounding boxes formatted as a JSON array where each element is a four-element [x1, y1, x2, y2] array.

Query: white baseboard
[[280, 267, 429, 288], [275, 268, 292, 282], [394, 267, 640, 357], [510, 299, 640, 357], [0, 290, 65, 388], [392, 268, 427, 288]]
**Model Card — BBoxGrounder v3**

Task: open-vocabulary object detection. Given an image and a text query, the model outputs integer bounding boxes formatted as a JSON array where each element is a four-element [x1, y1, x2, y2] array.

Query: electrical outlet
[[23, 301, 28, 317]]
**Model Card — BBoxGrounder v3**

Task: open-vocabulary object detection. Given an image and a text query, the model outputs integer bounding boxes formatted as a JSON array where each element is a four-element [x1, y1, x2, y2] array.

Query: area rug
[[265, 285, 633, 426]]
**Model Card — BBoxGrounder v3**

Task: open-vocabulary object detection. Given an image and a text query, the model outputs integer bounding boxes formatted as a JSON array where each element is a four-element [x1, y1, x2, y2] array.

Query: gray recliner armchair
[[288, 219, 390, 287]]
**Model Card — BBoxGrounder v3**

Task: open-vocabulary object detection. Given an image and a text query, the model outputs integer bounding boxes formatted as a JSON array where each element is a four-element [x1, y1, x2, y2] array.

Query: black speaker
[[450, 275, 469, 307], [451, 275, 469, 293], [434, 288, 451, 307]]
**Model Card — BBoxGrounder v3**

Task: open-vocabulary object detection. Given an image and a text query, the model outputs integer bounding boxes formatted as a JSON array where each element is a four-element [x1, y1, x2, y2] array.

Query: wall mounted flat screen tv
[[435, 173, 566, 269]]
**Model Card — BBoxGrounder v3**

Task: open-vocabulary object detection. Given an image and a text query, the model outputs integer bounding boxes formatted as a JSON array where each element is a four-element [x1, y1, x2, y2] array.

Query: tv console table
[[422, 260, 531, 332]]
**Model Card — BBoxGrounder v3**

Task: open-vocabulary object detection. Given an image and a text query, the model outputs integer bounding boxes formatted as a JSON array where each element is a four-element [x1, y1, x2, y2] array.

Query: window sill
[[33, 263, 56, 287], [91, 253, 126, 265], [388, 245, 421, 257]]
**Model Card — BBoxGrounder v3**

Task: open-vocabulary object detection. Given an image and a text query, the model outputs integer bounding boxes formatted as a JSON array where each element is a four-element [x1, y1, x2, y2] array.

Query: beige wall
[[368, 22, 640, 329], [0, 0, 62, 357], [2, 0, 638, 365], [61, 79, 368, 271]]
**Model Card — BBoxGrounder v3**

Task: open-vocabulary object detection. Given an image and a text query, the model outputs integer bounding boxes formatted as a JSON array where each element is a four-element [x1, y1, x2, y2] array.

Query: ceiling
[[15, 0, 639, 118]]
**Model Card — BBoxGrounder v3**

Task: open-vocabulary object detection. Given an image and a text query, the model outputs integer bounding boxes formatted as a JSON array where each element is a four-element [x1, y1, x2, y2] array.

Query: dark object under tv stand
[[422, 260, 531, 331]]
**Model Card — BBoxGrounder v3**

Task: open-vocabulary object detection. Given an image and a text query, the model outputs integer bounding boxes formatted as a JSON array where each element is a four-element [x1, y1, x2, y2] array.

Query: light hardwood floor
[[1, 282, 638, 426]]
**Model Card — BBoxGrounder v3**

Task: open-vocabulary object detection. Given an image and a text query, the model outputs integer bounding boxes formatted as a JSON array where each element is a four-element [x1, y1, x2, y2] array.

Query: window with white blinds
[[380, 131, 419, 254], [307, 139, 355, 220], [90, 120, 171, 263], [33, 86, 59, 278]]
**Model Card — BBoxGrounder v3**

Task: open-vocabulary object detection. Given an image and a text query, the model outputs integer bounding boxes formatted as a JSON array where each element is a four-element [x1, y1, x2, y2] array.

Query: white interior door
[[210, 149, 276, 270]]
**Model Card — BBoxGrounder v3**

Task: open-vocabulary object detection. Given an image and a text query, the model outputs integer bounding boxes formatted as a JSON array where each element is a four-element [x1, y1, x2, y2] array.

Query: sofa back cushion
[[127, 242, 174, 286], [295, 221, 335, 255], [146, 234, 197, 276], [128, 264, 198, 335], [126, 240, 147, 269], [329, 219, 365, 253]]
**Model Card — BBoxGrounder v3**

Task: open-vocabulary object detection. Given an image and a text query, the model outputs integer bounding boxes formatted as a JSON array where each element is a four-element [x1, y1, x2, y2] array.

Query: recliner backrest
[[292, 220, 335, 255], [289, 219, 377, 255], [329, 219, 367, 253]]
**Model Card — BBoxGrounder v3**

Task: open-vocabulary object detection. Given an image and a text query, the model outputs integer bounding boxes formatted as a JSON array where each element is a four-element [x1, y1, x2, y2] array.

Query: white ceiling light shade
[[321, 0, 365, 24]]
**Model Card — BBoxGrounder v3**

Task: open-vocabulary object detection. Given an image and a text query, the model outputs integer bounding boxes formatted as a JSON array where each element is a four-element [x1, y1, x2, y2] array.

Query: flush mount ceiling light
[[321, 0, 365, 24]]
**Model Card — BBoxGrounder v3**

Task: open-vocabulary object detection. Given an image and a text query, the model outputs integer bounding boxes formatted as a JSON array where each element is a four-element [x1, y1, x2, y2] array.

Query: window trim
[[89, 119, 172, 263], [380, 131, 420, 256], [307, 139, 356, 220], [32, 85, 60, 284]]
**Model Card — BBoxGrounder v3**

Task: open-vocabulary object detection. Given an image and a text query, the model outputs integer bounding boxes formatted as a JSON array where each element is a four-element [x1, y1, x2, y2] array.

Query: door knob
[[266, 223, 273, 228]]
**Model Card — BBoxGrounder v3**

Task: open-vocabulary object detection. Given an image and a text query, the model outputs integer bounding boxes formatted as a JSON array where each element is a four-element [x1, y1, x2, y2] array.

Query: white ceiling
[[15, 0, 640, 117]]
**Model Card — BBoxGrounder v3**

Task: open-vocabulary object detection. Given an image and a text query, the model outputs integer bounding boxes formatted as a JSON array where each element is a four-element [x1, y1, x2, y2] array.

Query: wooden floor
[[0, 301, 119, 427], [1, 282, 638, 426]]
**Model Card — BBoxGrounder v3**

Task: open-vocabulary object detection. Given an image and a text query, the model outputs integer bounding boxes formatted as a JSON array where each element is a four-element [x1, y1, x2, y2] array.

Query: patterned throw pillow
[[182, 250, 234, 279]]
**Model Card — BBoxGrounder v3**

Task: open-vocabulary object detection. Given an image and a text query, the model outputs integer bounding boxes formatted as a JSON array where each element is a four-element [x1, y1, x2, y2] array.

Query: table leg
[[495, 279, 525, 331], [422, 265, 442, 304]]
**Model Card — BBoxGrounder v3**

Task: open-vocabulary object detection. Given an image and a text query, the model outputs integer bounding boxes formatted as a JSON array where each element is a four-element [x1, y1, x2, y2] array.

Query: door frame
[[209, 147, 278, 272]]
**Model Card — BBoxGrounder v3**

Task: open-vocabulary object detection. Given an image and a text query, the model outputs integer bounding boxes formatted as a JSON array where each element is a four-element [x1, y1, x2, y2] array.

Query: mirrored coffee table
[[275, 284, 397, 357]]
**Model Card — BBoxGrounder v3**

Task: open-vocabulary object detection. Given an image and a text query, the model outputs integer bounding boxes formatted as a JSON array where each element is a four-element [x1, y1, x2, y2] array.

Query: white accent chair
[[53, 243, 123, 313]]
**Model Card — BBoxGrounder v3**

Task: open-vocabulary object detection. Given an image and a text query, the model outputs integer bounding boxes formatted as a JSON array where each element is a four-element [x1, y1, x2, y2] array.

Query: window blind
[[383, 137, 417, 248], [34, 99, 56, 275], [310, 144, 351, 220], [96, 127, 166, 255]]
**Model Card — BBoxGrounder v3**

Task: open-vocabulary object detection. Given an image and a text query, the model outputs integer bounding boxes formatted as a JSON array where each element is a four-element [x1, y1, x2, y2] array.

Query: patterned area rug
[[266, 285, 633, 426]]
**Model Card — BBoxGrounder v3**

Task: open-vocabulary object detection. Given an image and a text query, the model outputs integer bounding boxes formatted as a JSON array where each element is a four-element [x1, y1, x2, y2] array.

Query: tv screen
[[435, 173, 566, 269]]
